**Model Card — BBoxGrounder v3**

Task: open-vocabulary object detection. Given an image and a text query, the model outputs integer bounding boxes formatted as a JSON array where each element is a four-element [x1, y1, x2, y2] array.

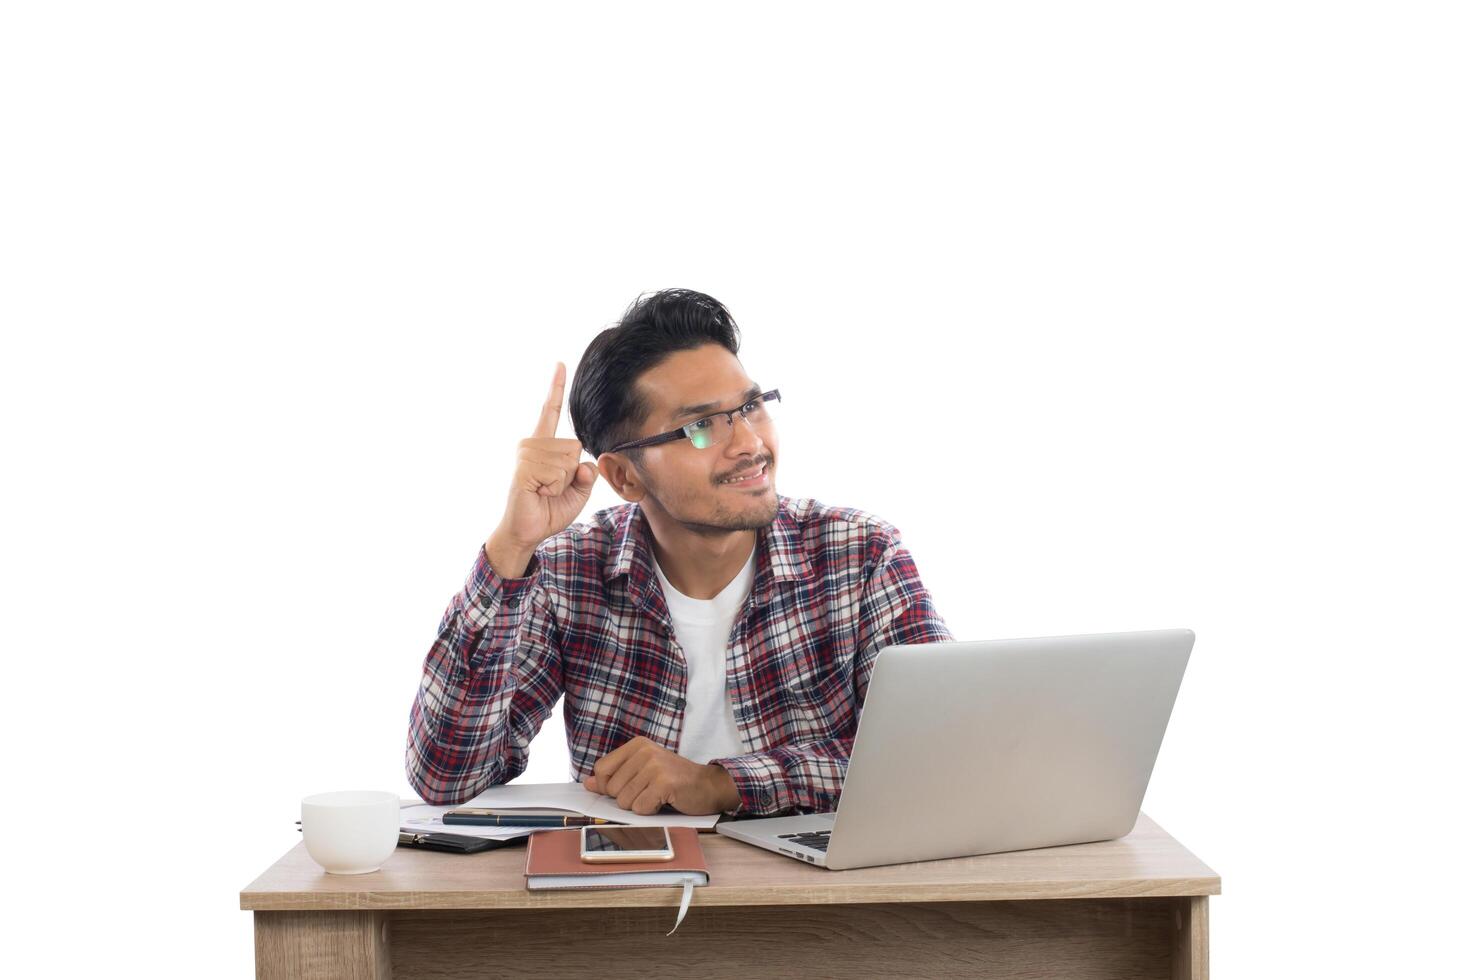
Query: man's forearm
[[483, 529, 538, 580]]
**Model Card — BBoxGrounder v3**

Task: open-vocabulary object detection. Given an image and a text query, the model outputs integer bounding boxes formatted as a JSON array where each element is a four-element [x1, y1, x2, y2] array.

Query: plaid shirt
[[405, 493, 954, 816]]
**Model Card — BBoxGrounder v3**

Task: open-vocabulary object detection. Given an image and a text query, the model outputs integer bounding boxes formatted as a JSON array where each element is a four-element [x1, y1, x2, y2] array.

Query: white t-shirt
[[652, 546, 755, 765]]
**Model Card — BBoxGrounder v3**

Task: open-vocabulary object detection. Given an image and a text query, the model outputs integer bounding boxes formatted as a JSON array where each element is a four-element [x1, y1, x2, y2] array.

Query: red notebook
[[523, 826, 710, 890]]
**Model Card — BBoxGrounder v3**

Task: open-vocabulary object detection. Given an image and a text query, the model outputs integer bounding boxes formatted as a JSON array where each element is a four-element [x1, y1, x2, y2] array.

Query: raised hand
[[485, 362, 598, 575]]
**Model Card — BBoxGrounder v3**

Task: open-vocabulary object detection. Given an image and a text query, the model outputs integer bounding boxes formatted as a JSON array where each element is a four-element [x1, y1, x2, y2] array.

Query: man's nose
[[727, 413, 765, 454]]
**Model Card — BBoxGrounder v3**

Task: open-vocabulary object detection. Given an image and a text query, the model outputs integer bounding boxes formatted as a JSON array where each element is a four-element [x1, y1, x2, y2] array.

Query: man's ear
[[597, 452, 647, 503]]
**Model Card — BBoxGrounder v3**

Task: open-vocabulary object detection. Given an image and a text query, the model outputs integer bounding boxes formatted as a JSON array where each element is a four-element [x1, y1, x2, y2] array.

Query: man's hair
[[570, 288, 743, 463]]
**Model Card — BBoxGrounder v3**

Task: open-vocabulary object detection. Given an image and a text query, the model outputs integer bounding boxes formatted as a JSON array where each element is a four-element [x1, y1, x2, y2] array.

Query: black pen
[[443, 808, 620, 828]]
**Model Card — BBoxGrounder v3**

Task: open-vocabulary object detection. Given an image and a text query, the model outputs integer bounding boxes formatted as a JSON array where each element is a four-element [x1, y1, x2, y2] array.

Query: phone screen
[[583, 827, 671, 853]]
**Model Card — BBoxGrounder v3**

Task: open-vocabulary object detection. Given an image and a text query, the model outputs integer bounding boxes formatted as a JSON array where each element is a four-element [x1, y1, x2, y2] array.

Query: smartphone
[[579, 825, 675, 863]]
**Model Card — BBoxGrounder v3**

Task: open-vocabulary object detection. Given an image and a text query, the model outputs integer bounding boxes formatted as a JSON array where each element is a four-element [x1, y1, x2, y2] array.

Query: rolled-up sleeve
[[405, 545, 564, 805]]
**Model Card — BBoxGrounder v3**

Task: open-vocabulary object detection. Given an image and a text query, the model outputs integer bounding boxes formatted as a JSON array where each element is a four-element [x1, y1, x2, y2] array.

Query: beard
[[637, 466, 779, 538]]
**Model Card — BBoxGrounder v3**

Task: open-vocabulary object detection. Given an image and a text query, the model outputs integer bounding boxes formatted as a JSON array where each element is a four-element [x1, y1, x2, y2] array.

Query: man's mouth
[[719, 463, 769, 487]]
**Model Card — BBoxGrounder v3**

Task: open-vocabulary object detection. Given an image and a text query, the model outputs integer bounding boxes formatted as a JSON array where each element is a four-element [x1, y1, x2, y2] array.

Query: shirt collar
[[604, 493, 813, 620]]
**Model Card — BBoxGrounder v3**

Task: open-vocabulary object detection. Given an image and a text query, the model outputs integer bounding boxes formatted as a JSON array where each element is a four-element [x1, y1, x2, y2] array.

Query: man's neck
[[645, 520, 757, 600]]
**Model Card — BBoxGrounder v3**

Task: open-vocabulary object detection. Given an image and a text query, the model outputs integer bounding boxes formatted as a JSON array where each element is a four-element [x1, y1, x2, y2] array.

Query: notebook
[[523, 826, 709, 934], [524, 825, 709, 889]]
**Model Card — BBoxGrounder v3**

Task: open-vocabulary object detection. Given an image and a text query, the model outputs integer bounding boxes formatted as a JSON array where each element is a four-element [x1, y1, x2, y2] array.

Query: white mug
[[300, 790, 400, 875]]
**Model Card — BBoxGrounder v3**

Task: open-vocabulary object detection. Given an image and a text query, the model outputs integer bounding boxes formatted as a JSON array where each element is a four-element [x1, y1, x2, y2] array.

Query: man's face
[[612, 343, 779, 535]]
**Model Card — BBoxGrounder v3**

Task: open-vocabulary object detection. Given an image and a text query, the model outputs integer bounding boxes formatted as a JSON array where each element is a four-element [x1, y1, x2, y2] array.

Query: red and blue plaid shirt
[[405, 493, 954, 816]]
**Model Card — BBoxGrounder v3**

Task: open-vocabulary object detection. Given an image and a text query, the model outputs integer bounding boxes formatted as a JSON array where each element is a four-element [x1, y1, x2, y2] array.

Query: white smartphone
[[579, 825, 675, 863]]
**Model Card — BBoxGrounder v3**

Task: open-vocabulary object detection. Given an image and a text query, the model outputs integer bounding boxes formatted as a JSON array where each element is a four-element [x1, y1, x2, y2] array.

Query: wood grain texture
[[382, 899, 1189, 979], [1173, 895, 1210, 980], [241, 812, 1220, 912], [253, 911, 390, 980]]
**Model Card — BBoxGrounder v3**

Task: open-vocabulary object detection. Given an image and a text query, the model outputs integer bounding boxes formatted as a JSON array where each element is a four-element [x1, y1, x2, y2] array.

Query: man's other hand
[[582, 736, 739, 815]]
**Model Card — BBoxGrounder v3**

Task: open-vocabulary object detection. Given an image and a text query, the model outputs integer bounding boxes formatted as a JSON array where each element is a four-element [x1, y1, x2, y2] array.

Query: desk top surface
[[241, 813, 1219, 911]]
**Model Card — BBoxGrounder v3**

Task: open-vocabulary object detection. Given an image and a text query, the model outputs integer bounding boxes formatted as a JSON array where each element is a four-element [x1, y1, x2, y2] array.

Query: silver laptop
[[715, 628, 1194, 870]]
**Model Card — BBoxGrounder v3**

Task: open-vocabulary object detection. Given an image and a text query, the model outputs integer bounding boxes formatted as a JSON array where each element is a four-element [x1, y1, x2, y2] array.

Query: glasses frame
[[607, 389, 781, 454]]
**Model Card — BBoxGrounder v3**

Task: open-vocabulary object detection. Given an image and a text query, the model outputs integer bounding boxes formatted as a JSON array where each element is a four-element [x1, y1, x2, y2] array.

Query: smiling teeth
[[722, 467, 765, 483]]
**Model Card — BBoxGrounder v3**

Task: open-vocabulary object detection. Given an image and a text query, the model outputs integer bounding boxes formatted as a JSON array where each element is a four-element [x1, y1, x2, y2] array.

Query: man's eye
[[690, 418, 713, 430]]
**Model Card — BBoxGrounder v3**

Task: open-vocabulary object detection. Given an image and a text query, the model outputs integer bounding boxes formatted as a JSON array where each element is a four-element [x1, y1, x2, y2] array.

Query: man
[[405, 288, 953, 817]]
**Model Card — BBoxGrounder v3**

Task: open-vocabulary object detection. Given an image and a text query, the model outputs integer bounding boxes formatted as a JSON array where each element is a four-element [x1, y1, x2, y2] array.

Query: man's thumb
[[574, 462, 597, 488]]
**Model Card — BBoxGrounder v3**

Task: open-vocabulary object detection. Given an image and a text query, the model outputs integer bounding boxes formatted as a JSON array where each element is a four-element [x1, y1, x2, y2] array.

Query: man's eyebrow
[[671, 383, 762, 422]]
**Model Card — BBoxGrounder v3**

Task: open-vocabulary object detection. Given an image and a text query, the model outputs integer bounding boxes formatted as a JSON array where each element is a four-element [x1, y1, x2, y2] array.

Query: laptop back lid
[[823, 628, 1194, 870]]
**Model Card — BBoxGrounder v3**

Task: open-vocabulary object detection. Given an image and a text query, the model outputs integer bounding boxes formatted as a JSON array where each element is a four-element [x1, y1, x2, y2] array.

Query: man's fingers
[[590, 736, 638, 791], [532, 361, 566, 439], [631, 784, 666, 816], [518, 439, 583, 459], [520, 461, 569, 496], [594, 736, 653, 797], [604, 744, 653, 799], [617, 767, 657, 813], [518, 448, 587, 492]]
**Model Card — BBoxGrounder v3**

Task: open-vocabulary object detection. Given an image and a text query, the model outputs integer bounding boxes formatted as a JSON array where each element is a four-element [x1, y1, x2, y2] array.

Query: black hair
[[569, 288, 743, 464]]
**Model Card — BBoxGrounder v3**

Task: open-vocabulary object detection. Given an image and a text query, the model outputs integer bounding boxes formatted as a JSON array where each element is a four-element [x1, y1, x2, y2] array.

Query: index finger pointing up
[[534, 361, 566, 438]]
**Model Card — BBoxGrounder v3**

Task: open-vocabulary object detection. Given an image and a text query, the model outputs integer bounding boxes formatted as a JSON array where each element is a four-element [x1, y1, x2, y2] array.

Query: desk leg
[[253, 911, 392, 980], [1173, 896, 1209, 980]]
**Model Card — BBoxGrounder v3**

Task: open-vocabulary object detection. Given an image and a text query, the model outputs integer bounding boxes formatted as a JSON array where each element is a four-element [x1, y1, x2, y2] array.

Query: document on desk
[[468, 781, 721, 828], [399, 804, 538, 839], [400, 782, 719, 836]]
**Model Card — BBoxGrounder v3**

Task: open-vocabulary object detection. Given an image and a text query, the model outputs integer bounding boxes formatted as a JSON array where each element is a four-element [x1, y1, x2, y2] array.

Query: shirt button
[[673, 697, 686, 710]]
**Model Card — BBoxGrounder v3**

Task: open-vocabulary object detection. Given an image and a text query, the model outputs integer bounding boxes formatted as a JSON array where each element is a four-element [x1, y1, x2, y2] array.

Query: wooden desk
[[241, 812, 1219, 979]]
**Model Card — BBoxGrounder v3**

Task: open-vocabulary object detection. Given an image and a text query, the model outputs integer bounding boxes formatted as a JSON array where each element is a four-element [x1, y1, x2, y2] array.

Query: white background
[[3, 2, 1465, 975]]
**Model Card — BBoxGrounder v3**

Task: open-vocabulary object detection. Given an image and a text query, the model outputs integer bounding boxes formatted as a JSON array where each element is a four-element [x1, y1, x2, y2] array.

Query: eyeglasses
[[608, 389, 781, 453]]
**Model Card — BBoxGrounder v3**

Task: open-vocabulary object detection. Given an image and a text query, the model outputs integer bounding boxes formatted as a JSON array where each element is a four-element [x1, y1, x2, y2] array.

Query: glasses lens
[[686, 392, 778, 450]]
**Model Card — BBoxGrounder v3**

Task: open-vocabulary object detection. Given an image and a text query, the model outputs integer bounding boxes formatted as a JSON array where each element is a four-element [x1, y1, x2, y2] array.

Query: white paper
[[398, 803, 540, 840], [396, 783, 720, 838], [458, 782, 720, 829], [526, 870, 709, 889]]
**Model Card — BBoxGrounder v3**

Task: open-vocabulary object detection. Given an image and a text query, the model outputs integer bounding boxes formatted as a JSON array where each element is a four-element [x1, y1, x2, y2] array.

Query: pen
[[443, 809, 619, 828]]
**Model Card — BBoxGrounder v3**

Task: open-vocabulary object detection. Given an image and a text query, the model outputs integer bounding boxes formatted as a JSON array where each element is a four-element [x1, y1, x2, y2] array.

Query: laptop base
[[716, 812, 836, 868]]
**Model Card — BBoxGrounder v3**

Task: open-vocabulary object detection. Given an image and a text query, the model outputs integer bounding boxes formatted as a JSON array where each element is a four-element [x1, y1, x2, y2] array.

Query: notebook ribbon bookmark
[[666, 876, 696, 936]]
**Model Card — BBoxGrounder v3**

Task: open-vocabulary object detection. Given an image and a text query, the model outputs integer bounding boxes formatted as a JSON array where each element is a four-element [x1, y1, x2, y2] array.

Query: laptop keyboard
[[777, 830, 831, 852]]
